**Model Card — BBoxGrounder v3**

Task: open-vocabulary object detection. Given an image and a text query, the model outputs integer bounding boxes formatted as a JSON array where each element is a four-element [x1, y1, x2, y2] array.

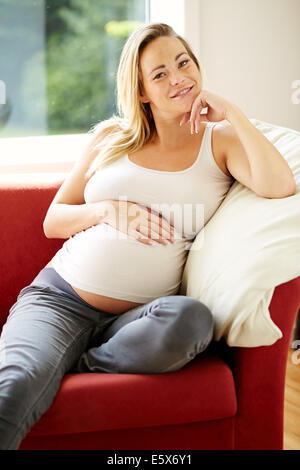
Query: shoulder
[[211, 120, 246, 157], [211, 120, 236, 148]]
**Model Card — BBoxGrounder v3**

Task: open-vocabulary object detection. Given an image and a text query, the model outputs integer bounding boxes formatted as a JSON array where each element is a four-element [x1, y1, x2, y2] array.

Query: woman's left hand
[[179, 90, 236, 133]]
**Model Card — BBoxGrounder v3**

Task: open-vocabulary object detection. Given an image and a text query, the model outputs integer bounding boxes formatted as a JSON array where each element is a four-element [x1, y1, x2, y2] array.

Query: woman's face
[[139, 36, 202, 118]]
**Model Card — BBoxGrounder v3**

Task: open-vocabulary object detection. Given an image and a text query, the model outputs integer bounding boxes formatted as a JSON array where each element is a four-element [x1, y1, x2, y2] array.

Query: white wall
[[196, 0, 300, 131]]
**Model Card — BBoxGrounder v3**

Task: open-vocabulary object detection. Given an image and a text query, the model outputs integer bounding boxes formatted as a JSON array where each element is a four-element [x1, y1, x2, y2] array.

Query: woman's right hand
[[102, 199, 175, 246]]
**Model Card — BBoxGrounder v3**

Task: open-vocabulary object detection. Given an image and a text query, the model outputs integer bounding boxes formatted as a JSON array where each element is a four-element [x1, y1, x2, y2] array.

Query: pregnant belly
[[48, 223, 189, 314], [45, 260, 142, 314]]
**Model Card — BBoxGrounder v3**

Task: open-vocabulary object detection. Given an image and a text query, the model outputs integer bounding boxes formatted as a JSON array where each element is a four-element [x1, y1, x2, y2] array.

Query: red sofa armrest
[[222, 276, 300, 450]]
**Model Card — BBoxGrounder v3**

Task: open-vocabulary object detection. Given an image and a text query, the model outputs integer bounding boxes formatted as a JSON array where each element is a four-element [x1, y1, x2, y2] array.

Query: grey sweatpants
[[0, 268, 213, 450]]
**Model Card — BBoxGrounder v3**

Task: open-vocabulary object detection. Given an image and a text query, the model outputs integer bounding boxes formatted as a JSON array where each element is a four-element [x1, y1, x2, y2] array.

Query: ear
[[139, 85, 150, 104], [139, 93, 150, 104]]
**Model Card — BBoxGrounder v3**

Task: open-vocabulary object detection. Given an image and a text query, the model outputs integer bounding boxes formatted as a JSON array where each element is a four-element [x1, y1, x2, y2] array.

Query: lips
[[171, 86, 193, 98]]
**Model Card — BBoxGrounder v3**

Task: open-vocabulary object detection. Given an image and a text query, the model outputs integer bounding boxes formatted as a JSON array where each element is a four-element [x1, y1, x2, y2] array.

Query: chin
[[174, 102, 193, 112]]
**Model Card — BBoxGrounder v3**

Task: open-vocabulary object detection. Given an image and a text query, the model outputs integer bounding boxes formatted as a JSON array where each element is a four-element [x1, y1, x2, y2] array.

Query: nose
[[169, 71, 184, 87]]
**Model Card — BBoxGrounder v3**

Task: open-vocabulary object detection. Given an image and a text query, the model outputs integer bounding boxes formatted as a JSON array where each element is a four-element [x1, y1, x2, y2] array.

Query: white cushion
[[180, 118, 300, 347]]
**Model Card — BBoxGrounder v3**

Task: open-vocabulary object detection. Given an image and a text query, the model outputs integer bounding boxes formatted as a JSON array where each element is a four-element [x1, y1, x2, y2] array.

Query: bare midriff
[[44, 261, 143, 314]]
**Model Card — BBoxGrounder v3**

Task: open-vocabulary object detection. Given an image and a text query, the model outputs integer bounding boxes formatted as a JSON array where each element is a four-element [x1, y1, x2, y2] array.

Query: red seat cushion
[[28, 354, 237, 437]]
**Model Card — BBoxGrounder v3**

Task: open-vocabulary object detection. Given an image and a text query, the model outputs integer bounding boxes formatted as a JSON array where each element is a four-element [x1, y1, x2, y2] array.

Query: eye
[[154, 72, 165, 80], [179, 59, 189, 67], [153, 59, 190, 80]]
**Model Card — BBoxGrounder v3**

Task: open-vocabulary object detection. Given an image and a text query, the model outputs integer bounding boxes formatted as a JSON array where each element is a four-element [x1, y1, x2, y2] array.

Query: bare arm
[[224, 105, 296, 198], [43, 201, 113, 239], [43, 133, 110, 239]]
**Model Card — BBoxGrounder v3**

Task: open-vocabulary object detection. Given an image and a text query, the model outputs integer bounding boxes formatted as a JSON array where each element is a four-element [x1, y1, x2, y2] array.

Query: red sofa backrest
[[0, 179, 65, 325]]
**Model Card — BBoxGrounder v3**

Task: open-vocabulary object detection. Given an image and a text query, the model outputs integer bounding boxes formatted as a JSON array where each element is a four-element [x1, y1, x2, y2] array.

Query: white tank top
[[51, 122, 234, 303]]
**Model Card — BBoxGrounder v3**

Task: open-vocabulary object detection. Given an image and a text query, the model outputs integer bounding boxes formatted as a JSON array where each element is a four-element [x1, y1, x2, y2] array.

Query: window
[[0, 0, 147, 138]]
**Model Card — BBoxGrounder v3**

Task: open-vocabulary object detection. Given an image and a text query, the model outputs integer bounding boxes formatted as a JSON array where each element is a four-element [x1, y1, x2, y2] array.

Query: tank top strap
[[194, 121, 231, 179], [192, 121, 217, 169]]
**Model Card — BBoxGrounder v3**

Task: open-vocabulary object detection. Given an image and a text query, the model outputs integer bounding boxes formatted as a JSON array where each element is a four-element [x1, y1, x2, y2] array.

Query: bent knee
[[166, 295, 213, 341], [174, 296, 214, 340]]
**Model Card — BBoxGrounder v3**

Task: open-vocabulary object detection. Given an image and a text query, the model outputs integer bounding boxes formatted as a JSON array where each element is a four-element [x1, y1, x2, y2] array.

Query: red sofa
[[1, 175, 299, 450]]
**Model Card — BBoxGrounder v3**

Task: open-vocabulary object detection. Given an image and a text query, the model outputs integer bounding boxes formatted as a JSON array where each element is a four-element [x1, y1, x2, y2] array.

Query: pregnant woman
[[0, 22, 295, 450]]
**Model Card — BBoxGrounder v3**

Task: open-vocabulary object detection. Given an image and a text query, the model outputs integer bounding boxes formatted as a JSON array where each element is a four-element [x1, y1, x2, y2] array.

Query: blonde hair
[[86, 22, 202, 177]]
